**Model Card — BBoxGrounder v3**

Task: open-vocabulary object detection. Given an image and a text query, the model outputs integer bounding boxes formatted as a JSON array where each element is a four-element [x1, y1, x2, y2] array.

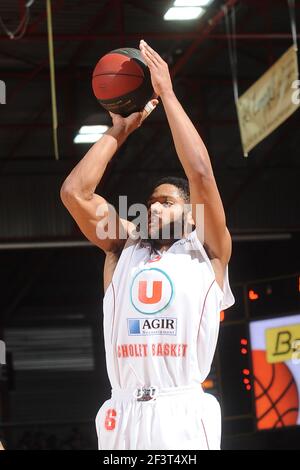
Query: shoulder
[[103, 221, 138, 293], [104, 219, 138, 272], [203, 227, 232, 265], [105, 218, 137, 255]]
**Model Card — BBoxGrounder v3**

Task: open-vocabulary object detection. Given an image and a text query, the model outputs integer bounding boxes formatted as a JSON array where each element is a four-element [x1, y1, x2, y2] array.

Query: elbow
[[187, 152, 213, 181], [187, 164, 213, 182], [60, 179, 93, 205], [60, 180, 76, 205]]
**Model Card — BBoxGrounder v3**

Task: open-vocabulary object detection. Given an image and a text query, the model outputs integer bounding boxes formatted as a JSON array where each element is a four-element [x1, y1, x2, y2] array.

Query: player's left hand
[[139, 40, 173, 98]]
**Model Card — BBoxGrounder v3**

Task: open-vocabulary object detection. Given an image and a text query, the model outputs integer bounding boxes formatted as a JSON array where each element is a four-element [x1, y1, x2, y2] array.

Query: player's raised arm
[[60, 100, 158, 253], [139, 40, 231, 267]]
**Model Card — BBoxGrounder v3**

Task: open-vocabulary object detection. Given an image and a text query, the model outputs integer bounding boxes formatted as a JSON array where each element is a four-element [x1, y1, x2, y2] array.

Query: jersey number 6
[[104, 408, 117, 431]]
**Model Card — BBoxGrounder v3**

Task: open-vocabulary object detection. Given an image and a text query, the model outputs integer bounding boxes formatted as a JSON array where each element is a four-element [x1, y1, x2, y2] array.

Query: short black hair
[[147, 176, 190, 203]]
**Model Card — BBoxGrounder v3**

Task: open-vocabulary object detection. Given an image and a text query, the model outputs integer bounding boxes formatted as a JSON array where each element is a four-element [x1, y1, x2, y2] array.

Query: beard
[[140, 219, 185, 251]]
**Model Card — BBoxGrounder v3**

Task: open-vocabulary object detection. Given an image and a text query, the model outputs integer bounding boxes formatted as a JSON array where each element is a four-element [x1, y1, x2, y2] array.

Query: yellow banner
[[237, 46, 300, 155], [265, 323, 300, 363]]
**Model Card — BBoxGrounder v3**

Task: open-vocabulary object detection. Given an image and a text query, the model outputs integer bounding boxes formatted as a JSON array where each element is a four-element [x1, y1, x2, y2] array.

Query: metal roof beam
[[1, 33, 299, 41]]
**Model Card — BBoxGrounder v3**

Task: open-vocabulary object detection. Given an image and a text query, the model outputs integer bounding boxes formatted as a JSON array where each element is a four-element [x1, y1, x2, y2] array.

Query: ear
[[187, 210, 195, 227], [184, 208, 195, 234]]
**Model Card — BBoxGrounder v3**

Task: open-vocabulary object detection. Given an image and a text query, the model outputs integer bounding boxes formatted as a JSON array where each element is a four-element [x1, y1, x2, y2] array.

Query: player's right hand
[[109, 98, 159, 135]]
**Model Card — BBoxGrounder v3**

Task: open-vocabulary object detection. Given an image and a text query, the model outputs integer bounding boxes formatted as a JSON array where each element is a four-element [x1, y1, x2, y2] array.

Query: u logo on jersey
[[130, 268, 174, 315]]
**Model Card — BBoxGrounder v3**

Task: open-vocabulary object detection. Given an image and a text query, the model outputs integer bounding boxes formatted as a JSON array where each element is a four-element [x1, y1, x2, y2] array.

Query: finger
[[142, 54, 156, 70], [109, 110, 122, 119], [150, 99, 159, 107], [141, 99, 158, 121], [108, 111, 115, 122], [140, 45, 156, 67], [142, 47, 159, 68], [140, 41, 159, 66], [140, 40, 162, 63], [140, 43, 159, 65]]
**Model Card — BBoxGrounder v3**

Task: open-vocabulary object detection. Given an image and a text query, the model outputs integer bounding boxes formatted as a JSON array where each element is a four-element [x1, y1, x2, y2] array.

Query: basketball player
[[60, 40, 234, 450]]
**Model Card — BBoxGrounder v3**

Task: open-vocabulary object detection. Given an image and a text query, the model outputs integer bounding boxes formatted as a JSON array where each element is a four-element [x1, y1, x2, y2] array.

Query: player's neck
[[141, 237, 173, 254], [146, 232, 189, 253], [154, 242, 172, 253]]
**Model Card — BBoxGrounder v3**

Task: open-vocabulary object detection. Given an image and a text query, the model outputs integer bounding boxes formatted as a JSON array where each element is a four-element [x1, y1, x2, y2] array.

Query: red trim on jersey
[[147, 255, 162, 263], [199, 279, 215, 326], [201, 418, 210, 450], [111, 281, 116, 344]]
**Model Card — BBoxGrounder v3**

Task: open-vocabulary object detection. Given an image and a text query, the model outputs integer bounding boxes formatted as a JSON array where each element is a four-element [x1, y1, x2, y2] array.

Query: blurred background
[[0, 0, 300, 450]]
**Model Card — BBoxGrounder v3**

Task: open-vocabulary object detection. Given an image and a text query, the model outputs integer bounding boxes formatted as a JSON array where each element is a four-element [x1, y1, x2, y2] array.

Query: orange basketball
[[92, 48, 153, 116], [252, 350, 299, 429]]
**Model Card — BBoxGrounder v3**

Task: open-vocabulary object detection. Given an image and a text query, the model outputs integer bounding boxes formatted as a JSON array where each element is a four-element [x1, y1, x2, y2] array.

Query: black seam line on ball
[[110, 49, 143, 56], [92, 73, 144, 79]]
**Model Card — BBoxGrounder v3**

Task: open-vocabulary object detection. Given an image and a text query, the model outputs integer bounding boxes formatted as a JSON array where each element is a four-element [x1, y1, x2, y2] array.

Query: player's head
[[150, 176, 191, 203], [144, 176, 194, 243]]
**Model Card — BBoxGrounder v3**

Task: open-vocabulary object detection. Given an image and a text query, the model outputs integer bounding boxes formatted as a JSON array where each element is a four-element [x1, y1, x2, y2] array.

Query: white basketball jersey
[[102, 229, 235, 390]]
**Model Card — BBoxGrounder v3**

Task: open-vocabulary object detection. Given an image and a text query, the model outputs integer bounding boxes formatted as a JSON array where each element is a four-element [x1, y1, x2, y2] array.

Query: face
[[146, 184, 189, 241]]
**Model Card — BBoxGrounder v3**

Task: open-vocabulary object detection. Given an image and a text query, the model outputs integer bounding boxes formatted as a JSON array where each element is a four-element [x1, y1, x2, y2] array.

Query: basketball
[[252, 350, 299, 430], [92, 47, 154, 116]]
